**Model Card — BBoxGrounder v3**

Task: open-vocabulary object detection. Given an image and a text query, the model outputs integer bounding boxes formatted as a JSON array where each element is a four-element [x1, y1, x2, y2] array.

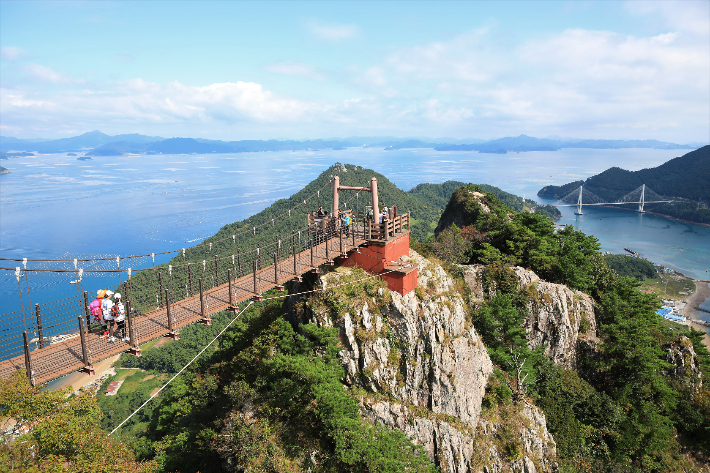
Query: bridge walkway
[[0, 232, 367, 385]]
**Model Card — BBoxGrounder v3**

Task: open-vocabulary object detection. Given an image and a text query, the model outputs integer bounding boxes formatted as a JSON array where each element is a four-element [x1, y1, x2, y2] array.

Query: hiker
[[112, 293, 128, 342], [89, 290, 105, 330], [316, 206, 326, 218], [380, 206, 389, 224], [100, 290, 114, 340], [342, 212, 351, 236]]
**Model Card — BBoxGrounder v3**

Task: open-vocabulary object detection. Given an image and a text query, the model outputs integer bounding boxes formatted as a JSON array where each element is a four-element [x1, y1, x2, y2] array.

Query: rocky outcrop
[[435, 185, 498, 236], [665, 336, 703, 391], [299, 251, 558, 472], [461, 265, 597, 369]]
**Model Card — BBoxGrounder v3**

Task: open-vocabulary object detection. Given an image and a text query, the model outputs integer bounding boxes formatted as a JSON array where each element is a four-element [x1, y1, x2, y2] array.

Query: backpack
[[111, 304, 120, 318]]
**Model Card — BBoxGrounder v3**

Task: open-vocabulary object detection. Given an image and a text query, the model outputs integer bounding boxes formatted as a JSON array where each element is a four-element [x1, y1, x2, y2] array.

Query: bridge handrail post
[[214, 255, 220, 286], [340, 223, 343, 255], [158, 272, 164, 308], [274, 253, 278, 284], [35, 304, 44, 349], [23, 332, 35, 386], [228, 269, 234, 308], [253, 261, 258, 295], [125, 301, 141, 357], [83, 291, 91, 330], [292, 233, 297, 277], [77, 317, 93, 369], [165, 289, 174, 333], [237, 249, 242, 277], [164, 289, 180, 339], [199, 278, 206, 319], [251, 260, 264, 301], [325, 231, 329, 261], [257, 244, 262, 270], [311, 241, 315, 268]]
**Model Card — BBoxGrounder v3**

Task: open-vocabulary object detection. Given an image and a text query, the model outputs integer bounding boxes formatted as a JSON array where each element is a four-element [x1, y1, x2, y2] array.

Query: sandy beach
[[685, 280, 710, 320], [49, 354, 121, 395], [682, 280, 710, 349]]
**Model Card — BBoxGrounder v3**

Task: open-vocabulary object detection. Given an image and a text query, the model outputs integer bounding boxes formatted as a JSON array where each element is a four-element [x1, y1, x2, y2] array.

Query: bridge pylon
[[637, 184, 645, 213], [574, 185, 584, 215]]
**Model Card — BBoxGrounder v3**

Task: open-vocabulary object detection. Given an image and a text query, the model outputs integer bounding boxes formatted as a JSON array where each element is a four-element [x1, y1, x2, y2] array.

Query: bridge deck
[[0, 233, 368, 385]]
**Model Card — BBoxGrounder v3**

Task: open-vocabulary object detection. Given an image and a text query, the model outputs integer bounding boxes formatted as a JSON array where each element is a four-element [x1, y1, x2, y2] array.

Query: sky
[[1, 0, 708, 143]]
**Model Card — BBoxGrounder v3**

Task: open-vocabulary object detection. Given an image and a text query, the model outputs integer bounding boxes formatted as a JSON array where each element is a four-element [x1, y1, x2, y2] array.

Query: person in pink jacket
[[89, 290, 105, 331]]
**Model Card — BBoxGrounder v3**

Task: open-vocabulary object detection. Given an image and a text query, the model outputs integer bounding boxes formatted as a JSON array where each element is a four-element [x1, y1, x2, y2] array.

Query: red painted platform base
[[338, 232, 418, 296]]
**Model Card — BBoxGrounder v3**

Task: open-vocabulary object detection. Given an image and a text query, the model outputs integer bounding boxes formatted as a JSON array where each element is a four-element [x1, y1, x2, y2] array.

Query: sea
[[1, 147, 709, 329]]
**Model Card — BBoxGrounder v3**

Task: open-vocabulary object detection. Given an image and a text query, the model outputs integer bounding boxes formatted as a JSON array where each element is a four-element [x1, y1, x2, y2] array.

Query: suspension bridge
[[0, 176, 416, 386], [552, 184, 673, 215]]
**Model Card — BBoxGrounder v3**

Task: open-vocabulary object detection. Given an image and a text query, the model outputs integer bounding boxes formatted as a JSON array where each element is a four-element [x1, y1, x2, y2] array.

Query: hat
[[113, 293, 121, 300], [97, 289, 106, 298], [104, 290, 114, 297]]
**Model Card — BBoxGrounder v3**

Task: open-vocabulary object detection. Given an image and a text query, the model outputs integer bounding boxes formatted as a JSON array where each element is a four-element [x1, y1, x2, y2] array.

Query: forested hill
[[537, 145, 710, 224], [538, 145, 710, 203], [181, 163, 543, 264]]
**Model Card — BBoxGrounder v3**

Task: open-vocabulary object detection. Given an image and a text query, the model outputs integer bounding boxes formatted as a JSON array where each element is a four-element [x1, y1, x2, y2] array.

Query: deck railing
[[367, 212, 410, 240]]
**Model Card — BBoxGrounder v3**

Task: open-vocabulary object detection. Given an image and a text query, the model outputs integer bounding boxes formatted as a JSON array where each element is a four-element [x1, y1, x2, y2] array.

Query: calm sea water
[[1, 147, 708, 323]]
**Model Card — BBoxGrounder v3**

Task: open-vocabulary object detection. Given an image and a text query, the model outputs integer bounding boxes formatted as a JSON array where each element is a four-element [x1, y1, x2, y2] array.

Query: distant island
[[538, 145, 710, 225], [0, 151, 34, 159], [67, 152, 77, 156], [0, 130, 703, 156], [0, 166, 9, 174]]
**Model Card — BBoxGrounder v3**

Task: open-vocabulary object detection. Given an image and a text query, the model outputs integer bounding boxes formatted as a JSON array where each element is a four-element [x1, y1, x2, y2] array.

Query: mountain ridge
[[1, 131, 701, 154]]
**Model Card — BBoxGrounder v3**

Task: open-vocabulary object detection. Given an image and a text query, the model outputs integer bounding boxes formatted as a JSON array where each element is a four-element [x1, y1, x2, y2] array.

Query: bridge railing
[[367, 212, 410, 241], [0, 204, 396, 376], [0, 294, 85, 361]]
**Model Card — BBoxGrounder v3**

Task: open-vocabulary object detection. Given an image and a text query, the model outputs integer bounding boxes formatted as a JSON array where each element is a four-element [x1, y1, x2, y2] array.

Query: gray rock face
[[666, 335, 703, 391], [304, 251, 558, 472], [461, 265, 597, 368]]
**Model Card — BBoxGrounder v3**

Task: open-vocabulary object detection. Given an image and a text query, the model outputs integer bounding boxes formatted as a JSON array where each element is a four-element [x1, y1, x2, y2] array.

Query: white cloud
[[386, 27, 501, 82], [305, 19, 359, 41], [0, 46, 27, 62], [263, 62, 324, 80], [22, 63, 83, 85], [1, 18, 708, 142], [625, 0, 710, 37]]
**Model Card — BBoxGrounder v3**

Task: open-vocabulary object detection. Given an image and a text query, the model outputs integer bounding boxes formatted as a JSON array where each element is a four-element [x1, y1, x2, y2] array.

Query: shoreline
[[47, 354, 121, 395], [685, 280, 710, 321], [643, 210, 710, 229]]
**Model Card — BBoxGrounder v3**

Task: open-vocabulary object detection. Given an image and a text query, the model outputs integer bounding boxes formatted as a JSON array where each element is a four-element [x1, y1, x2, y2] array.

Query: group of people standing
[[89, 289, 128, 342]]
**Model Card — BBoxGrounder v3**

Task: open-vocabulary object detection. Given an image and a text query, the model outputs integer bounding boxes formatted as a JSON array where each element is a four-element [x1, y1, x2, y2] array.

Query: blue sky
[[1, 1, 708, 142]]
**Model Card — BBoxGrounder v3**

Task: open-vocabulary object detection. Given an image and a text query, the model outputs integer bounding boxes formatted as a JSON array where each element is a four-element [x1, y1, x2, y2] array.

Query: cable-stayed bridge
[[552, 184, 673, 215]]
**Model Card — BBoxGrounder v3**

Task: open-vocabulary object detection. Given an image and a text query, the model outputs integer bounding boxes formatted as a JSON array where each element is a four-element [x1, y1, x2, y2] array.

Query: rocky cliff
[[295, 251, 558, 472], [665, 335, 703, 392], [461, 264, 597, 369]]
